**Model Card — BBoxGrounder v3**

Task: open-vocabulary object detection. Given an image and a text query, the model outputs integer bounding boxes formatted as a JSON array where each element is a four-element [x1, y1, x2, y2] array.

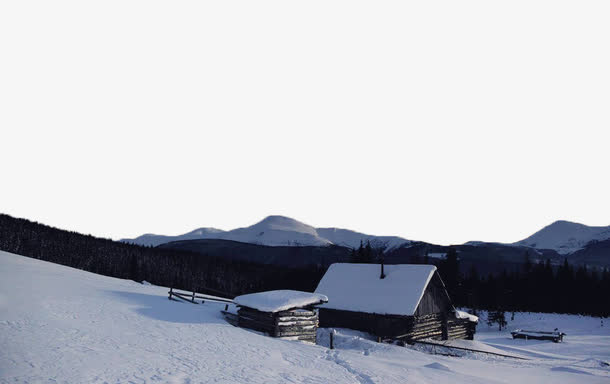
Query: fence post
[[225, 304, 229, 311], [191, 291, 196, 303], [169, 287, 173, 300], [330, 332, 334, 350]]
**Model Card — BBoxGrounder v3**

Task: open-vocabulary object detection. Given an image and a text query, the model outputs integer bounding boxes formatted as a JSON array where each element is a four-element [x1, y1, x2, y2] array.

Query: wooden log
[[411, 334, 443, 341], [172, 292, 199, 304], [448, 329, 469, 334], [276, 320, 317, 327], [277, 316, 318, 322], [238, 317, 275, 333], [403, 333, 444, 341], [276, 309, 316, 317], [415, 317, 442, 324], [411, 326, 443, 332], [411, 322, 443, 328], [194, 294, 233, 304], [407, 329, 443, 339], [447, 332, 469, 339], [238, 316, 273, 328], [410, 323, 443, 331], [238, 308, 275, 319], [238, 314, 275, 325], [448, 335, 469, 341], [409, 322, 435, 329], [410, 329, 443, 336], [298, 336, 317, 343], [448, 331, 469, 337], [237, 307, 319, 339], [447, 326, 469, 332], [276, 326, 316, 334], [511, 333, 563, 342], [278, 335, 317, 342], [171, 292, 198, 304], [274, 330, 317, 338], [410, 325, 443, 331], [449, 333, 468, 339], [410, 326, 443, 334]]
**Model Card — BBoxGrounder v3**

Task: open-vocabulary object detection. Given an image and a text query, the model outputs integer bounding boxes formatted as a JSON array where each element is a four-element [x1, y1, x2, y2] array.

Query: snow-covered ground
[[1, 251, 609, 383]]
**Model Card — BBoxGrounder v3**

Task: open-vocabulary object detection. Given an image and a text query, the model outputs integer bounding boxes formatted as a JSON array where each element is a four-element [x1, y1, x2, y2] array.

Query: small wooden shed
[[314, 263, 477, 342], [233, 290, 328, 343]]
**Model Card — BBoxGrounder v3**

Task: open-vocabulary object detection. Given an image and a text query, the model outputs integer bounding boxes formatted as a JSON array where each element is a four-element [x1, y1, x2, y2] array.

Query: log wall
[[319, 308, 476, 341], [237, 307, 319, 343], [446, 317, 476, 340]]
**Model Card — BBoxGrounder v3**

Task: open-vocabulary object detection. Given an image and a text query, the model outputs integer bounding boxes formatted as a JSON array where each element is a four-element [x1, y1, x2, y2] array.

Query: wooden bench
[[511, 329, 565, 343]]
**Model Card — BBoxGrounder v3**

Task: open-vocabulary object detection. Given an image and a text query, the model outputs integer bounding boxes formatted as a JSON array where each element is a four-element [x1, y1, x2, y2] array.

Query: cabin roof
[[314, 263, 437, 316], [233, 289, 328, 313]]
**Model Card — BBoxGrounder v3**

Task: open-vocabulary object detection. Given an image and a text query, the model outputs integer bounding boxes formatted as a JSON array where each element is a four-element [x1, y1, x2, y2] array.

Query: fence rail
[[168, 287, 234, 305]]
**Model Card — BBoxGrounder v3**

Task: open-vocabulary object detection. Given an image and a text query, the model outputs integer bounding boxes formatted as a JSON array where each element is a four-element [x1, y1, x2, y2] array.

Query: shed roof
[[314, 263, 437, 316], [234, 290, 328, 313]]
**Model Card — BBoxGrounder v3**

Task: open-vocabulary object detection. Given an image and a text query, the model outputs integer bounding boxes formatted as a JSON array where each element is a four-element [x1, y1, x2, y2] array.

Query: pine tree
[[439, 247, 460, 301], [487, 310, 507, 331]]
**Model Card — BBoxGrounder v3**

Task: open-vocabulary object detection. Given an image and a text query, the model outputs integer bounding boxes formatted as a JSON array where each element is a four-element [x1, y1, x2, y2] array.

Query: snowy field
[[1, 251, 609, 383]]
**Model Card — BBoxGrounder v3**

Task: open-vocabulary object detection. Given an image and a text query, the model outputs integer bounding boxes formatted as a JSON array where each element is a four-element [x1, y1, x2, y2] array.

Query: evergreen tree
[[487, 310, 507, 331], [439, 247, 460, 301]]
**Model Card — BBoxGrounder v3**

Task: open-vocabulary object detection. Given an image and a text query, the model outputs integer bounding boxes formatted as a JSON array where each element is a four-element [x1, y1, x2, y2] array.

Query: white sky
[[1, 1, 609, 245]]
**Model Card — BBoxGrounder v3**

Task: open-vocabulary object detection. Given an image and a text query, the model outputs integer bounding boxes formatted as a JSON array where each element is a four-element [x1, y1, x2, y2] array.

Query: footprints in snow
[[325, 350, 375, 384]]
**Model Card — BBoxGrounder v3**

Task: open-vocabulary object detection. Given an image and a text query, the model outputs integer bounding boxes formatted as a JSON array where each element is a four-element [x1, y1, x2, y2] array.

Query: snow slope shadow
[[551, 366, 594, 375], [109, 290, 227, 324]]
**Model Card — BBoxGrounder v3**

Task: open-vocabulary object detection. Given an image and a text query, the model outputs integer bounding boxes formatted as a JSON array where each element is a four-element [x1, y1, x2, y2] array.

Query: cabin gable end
[[413, 272, 453, 317]]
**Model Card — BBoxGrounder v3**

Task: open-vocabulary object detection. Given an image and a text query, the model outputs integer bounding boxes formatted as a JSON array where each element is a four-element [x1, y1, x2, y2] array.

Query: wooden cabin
[[314, 263, 477, 342], [232, 290, 328, 343]]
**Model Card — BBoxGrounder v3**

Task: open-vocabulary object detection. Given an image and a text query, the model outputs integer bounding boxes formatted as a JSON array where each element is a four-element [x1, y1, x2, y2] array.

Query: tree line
[[351, 241, 609, 317], [0, 214, 324, 298], [1, 214, 608, 317], [438, 248, 610, 317]]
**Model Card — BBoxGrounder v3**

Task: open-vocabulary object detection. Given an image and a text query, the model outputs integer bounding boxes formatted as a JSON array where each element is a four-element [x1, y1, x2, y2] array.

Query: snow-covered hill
[[514, 220, 610, 255], [1, 251, 609, 383], [122, 215, 412, 250], [131, 227, 225, 247], [123, 216, 610, 258]]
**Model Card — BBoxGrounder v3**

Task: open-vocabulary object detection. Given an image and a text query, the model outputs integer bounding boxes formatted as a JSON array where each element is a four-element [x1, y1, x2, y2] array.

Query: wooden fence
[[168, 287, 234, 306]]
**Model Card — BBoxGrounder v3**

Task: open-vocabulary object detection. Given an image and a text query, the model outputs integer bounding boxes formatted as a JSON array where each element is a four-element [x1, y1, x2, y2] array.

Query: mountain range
[[122, 216, 610, 265], [514, 220, 610, 255], [121, 215, 411, 250]]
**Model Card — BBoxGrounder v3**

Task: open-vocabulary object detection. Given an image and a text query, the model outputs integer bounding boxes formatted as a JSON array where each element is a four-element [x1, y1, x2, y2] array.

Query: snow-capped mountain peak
[[185, 227, 225, 236], [121, 216, 411, 250], [249, 215, 319, 236], [123, 217, 610, 256], [514, 220, 610, 255]]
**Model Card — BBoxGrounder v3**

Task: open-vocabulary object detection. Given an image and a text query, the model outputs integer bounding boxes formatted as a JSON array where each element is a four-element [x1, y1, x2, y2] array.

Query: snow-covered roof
[[233, 290, 328, 313], [314, 263, 437, 316], [455, 310, 478, 322]]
